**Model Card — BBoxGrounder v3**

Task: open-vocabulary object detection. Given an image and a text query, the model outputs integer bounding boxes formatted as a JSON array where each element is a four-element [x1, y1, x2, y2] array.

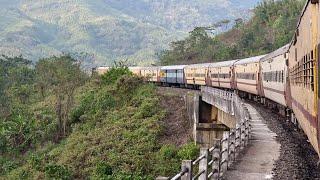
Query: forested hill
[[0, 56, 198, 179], [159, 0, 305, 65], [0, 0, 260, 66]]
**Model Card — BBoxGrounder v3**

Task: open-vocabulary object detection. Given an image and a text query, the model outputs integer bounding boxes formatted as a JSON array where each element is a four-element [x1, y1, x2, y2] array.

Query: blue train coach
[[160, 65, 186, 85]]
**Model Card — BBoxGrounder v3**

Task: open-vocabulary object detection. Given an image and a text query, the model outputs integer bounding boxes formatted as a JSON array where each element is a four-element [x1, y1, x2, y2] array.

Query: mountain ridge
[[0, 0, 261, 66]]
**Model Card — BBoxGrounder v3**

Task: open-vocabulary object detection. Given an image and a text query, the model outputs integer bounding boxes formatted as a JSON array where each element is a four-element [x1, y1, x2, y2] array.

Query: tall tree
[[35, 55, 87, 137]]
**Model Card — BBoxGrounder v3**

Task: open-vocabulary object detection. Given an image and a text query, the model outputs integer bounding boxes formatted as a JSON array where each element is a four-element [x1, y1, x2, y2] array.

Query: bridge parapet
[[158, 87, 252, 180], [201, 86, 250, 124]]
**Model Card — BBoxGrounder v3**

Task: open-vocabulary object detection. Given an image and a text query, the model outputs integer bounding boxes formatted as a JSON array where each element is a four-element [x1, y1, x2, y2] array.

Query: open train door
[[285, 56, 292, 109], [317, 44, 320, 156], [257, 63, 264, 97]]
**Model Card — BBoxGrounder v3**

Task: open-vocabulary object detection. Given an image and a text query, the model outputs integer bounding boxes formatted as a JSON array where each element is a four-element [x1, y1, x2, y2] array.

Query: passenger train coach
[[95, 0, 320, 158]]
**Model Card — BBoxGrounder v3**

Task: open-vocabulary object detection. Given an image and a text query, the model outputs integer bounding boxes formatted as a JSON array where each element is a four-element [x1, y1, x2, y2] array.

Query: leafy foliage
[[0, 55, 89, 179], [159, 0, 305, 65], [101, 67, 133, 85], [2, 67, 198, 179], [35, 55, 87, 137], [44, 164, 72, 180]]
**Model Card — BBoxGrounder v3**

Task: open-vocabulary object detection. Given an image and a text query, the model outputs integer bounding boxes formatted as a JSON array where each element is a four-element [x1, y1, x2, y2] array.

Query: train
[[95, 0, 320, 157]]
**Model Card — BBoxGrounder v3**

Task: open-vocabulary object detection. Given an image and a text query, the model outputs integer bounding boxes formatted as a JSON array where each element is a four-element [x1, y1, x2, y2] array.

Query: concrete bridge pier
[[193, 94, 236, 148]]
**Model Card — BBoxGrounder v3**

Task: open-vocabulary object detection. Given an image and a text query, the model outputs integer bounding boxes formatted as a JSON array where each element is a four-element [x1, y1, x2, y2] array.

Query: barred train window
[[219, 73, 230, 79], [211, 74, 219, 78], [290, 51, 314, 91], [237, 73, 255, 80], [263, 71, 284, 83]]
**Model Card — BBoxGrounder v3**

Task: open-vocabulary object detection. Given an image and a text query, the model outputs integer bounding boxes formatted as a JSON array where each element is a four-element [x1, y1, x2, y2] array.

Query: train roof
[[96, 66, 110, 69], [161, 65, 186, 70], [209, 60, 238, 68], [289, 0, 313, 48], [129, 66, 142, 70], [261, 44, 290, 62], [185, 63, 215, 68], [234, 55, 266, 65], [140, 66, 160, 70]]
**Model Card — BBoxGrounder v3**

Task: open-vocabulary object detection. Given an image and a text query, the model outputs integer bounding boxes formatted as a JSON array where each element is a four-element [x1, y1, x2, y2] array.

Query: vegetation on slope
[[0, 0, 261, 66], [159, 0, 305, 65], [0, 57, 198, 179]]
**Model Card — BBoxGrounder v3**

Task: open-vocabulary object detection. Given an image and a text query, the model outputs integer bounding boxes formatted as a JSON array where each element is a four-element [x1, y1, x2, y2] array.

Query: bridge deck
[[224, 103, 280, 180]]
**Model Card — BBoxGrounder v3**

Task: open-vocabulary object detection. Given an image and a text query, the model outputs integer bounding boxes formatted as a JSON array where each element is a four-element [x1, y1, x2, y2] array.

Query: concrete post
[[211, 140, 221, 180], [181, 160, 193, 180], [244, 119, 250, 146], [235, 124, 241, 158], [228, 129, 235, 168], [199, 148, 209, 180], [240, 122, 245, 150], [193, 94, 200, 142], [221, 131, 229, 173]]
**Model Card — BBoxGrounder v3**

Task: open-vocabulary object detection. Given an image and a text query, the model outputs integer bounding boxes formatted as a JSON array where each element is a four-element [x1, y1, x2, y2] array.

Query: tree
[[35, 55, 87, 137], [0, 56, 33, 117]]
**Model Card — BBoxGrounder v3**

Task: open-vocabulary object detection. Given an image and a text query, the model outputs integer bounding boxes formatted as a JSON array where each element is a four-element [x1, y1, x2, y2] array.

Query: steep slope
[[0, 0, 260, 65]]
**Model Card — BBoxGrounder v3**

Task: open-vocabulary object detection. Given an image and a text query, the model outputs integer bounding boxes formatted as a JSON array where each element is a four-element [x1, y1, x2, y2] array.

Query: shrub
[[95, 162, 113, 178], [134, 98, 158, 119], [28, 154, 43, 171], [70, 91, 95, 123], [0, 157, 18, 175], [0, 113, 38, 153], [45, 164, 72, 180], [101, 67, 133, 85], [116, 75, 144, 94], [157, 145, 177, 160], [177, 143, 199, 160]]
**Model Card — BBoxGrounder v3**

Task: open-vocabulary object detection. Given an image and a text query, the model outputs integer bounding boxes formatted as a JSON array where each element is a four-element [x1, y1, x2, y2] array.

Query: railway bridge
[[157, 87, 280, 180]]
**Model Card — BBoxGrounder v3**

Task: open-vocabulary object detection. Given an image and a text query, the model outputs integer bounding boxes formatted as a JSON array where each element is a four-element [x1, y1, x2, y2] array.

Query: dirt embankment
[[157, 87, 198, 146]]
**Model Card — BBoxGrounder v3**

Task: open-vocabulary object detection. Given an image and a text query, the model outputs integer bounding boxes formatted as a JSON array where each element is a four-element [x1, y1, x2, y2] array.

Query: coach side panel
[[261, 55, 288, 107], [289, 2, 319, 156], [235, 62, 260, 95]]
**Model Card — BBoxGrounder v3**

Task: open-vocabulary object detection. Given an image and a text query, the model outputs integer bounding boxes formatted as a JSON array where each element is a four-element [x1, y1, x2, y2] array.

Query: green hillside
[[159, 0, 305, 65], [0, 0, 260, 66], [0, 56, 198, 179]]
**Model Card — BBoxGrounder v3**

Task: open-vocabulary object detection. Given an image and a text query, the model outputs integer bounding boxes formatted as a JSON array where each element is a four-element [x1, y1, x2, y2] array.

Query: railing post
[[199, 148, 209, 180], [228, 129, 235, 168], [212, 140, 221, 180], [221, 131, 229, 174], [244, 118, 249, 146], [235, 124, 241, 158], [240, 121, 245, 150], [181, 160, 192, 180]]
